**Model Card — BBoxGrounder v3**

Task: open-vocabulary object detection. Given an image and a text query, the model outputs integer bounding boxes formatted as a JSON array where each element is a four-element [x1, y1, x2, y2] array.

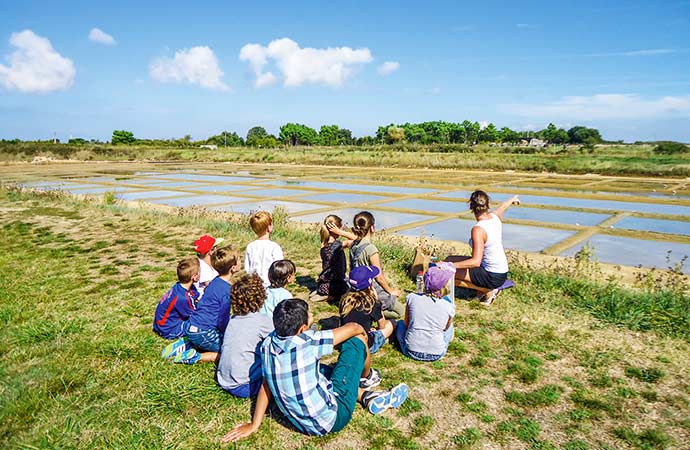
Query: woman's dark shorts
[[469, 266, 508, 289]]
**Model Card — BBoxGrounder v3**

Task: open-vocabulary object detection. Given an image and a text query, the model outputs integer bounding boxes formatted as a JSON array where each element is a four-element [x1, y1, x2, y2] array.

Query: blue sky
[[1, 0, 689, 142]]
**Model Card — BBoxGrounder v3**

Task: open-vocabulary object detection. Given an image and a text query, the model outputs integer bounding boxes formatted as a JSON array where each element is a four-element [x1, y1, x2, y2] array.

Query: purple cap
[[348, 266, 381, 291], [423, 262, 456, 296]]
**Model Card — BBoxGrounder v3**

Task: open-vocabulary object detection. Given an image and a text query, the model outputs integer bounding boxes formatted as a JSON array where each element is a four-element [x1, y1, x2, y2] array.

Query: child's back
[[259, 260, 295, 317], [245, 211, 283, 286], [153, 257, 200, 340], [217, 273, 273, 398], [244, 239, 283, 286], [153, 282, 198, 339]]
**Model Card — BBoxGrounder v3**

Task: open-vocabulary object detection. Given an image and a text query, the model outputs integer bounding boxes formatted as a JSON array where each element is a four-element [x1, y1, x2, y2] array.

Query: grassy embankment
[[2, 142, 690, 177], [1, 187, 689, 449]]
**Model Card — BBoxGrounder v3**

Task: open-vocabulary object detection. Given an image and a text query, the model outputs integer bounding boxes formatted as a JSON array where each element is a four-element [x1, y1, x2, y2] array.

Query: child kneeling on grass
[[396, 262, 456, 362], [163, 245, 240, 364], [216, 272, 274, 398], [221, 298, 409, 442], [340, 266, 396, 363], [153, 256, 200, 340], [259, 259, 295, 318]]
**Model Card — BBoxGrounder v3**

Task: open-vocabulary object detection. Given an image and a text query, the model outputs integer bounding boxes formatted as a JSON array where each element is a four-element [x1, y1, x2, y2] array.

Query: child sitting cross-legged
[[396, 262, 457, 362], [259, 259, 295, 318], [340, 265, 396, 377], [221, 298, 409, 442], [216, 272, 274, 398], [165, 245, 240, 364], [153, 256, 200, 341]]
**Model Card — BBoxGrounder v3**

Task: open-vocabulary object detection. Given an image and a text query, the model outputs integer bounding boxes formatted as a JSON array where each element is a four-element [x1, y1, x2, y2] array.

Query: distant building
[[519, 139, 529, 146], [199, 144, 218, 150], [528, 138, 547, 148]]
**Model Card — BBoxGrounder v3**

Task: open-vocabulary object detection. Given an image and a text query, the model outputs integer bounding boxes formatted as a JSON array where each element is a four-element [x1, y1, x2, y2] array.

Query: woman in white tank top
[[446, 190, 520, 305]]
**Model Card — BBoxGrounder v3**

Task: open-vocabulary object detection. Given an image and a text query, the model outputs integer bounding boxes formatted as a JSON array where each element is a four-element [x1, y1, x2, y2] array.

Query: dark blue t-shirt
[[153, 282, 199, 339], [188, 276, 231, 332]]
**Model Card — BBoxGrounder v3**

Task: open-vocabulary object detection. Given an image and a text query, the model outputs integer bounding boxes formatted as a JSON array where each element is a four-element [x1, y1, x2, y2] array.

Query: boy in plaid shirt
[[222, 298, 409, 441]]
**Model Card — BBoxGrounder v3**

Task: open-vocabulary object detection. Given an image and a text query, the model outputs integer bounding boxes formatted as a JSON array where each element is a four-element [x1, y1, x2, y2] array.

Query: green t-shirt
[[349, 239, 379, 268]]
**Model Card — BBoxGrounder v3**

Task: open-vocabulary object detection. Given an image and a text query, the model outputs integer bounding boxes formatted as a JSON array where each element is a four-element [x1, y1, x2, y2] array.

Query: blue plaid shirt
[[261, 330, 336, 436]]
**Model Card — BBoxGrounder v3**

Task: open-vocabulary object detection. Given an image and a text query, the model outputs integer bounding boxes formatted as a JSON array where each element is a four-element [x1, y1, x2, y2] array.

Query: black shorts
[[469, 266, 508, 289]]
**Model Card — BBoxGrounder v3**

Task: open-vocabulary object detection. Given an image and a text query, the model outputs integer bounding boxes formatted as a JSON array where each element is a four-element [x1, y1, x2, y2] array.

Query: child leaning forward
[[340, 265, 395, 359]]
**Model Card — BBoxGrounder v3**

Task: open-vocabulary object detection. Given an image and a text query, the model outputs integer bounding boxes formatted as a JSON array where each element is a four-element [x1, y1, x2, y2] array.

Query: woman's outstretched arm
[[493, 195, 520, 219]]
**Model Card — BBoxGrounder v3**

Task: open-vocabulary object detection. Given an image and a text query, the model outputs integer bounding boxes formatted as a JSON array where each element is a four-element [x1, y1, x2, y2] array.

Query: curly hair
[[340, 286, 377, 317], [231, 272, 266, 316]]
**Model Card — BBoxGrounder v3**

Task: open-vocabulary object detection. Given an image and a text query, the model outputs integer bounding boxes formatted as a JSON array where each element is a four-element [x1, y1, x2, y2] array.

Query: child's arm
[[492, 195, 520, 220], [220, 381, 272, 443], [369, 253, 401, 297], [326, 222, 357, 241], [332, 322, 366, 346]]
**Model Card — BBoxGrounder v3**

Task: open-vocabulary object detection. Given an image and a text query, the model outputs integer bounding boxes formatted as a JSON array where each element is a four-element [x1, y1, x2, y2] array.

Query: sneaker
[[161, 337, 189, 359], [173, 348, 201, 364], [363, 383, 409, 414], [359, 368, 382, 390]]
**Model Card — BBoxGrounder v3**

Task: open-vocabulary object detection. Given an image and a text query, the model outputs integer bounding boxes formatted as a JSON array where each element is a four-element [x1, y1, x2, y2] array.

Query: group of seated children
[[153, 209, 459, 440]]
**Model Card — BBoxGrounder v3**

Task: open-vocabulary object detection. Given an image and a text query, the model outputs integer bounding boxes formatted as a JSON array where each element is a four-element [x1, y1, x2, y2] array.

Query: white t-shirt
[[404, 293, 456, 355], [244, 239, 284, 286], [195, 257, 218, 298]]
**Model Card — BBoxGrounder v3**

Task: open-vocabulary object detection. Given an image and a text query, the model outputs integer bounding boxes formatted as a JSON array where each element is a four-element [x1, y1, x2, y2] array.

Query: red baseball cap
[[193, 234, 224, 255]]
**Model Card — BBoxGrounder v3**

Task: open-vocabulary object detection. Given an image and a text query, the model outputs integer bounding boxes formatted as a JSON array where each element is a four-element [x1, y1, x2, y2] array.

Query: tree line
[[104, 122, 604, 147]]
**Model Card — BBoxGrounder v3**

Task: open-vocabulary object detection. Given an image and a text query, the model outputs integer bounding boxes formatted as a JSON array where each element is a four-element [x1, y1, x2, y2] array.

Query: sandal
[[478, 289, 498, 306]]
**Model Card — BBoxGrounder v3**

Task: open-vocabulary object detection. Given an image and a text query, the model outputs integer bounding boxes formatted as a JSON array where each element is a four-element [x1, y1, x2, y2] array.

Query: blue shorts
[[183, 322, 222, 353], [369, 330, 387, 354], [221, 379, 263, 398]]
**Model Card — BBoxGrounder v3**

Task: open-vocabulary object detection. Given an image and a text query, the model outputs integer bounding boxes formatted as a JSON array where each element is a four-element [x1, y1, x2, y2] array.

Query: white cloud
[[149, 46, 229, 91], [377, 61, 400, 76], [479, 120, 489, 130], [88, 28, 116, 45], [239, 38, 373, 88], [499, 94, 690, 120], [0, 30, 75, 93]]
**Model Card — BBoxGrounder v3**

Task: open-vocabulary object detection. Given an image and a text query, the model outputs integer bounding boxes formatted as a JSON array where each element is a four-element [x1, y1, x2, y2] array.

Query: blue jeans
[[395, 320, 453, 362], [183, 322, 222, 353]]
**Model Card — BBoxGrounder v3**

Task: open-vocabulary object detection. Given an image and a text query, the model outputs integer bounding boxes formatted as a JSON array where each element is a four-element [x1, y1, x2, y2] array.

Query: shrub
[[653, 141, 688, 154]]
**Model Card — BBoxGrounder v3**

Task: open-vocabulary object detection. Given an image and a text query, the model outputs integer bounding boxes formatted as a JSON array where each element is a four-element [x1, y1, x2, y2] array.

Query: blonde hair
[[249, 210, 272, 236], [352, 211, 375, 239], [340, 286, 377, 317], [320, 214, 343, 246], [428, 283, 451, 299], [211, 245, 240, 275], [177, 256, 200, 283]]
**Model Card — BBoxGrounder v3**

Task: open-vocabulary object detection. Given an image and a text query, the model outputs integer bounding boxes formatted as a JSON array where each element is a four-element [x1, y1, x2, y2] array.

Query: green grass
[[3, 142, 690, 177], [1, 187, 689, 449]]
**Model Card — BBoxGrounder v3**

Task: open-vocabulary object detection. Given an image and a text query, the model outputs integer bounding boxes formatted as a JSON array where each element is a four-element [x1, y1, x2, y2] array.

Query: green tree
[[336, 128, 353, 145], [246, 126, 268, 146], [111, 130, 135, 145], [567, 126, 602, 144], [279, 123, 320, 146], [206, 131, 244, 147], [462, 121, 480, 144], [319, 125, 339, 146], [499, 127, 520, 144], [68, 138, 87, 145], [478, 123, 499, 142]]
